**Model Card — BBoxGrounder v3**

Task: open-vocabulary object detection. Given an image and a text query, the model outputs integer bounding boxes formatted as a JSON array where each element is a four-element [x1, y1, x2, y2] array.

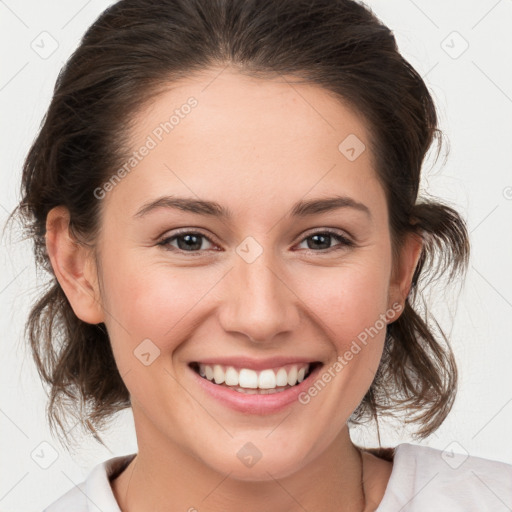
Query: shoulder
[[376, 442, 512, 512], [41, 453, 136, 512]]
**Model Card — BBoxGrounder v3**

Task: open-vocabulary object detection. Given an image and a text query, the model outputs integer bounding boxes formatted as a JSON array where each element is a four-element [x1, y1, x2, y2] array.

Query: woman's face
[[92, 68, 411, 480]]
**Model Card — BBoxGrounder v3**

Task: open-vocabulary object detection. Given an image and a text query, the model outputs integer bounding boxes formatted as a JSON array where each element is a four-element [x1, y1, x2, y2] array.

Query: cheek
[[99, 254, 221, 357], [302, 255, 392, 348], [100, 239, 391, 369], [287, 257, 392, 453]]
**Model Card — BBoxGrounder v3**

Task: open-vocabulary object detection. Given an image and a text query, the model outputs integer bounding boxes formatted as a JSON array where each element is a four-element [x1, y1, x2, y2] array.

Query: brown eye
[[157, 232, 216, 252], [297, 231, 354, 252]]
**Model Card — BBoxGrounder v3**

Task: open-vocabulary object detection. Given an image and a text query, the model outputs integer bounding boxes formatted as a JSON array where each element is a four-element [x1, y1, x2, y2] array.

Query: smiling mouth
[[189, 362, 321, 394]]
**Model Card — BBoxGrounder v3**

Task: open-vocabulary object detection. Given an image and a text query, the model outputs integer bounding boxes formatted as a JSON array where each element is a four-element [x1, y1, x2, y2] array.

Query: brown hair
[[8, 0, 469, 448]]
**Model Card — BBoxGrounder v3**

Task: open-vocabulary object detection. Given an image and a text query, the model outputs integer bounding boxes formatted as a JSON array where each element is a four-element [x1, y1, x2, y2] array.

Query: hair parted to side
[[8, 0, 470, 448]]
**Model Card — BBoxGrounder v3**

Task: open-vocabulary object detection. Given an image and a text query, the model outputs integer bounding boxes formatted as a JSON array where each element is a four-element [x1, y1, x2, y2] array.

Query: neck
[[112, 409, 366, 512]]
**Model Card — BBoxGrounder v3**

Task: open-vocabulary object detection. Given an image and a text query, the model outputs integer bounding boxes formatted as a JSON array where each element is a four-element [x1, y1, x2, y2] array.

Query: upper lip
[[190, 356, 321, 371]]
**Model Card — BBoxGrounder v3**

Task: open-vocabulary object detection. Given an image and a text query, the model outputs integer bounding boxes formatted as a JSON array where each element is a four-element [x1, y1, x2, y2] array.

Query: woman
[[11, 0, 511, 510]]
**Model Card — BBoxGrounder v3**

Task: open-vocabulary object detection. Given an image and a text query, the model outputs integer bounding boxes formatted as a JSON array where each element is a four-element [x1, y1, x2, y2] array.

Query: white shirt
[[42, 442, 512, 511]]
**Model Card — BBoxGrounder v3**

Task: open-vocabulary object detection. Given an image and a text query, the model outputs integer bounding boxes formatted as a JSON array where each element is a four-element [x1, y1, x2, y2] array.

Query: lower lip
[[190, 364, 323, 414]]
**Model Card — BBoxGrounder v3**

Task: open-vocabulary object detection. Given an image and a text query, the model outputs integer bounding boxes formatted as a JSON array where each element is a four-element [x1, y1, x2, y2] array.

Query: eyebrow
[[133, 194, 372, 220]]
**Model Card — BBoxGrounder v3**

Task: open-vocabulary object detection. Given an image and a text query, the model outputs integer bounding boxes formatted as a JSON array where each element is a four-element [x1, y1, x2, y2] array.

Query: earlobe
[[45, 206, 105, 325]]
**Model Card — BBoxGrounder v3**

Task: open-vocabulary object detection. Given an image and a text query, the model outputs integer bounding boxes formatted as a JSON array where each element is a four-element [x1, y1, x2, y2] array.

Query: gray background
[[1, 0, 511, 510]]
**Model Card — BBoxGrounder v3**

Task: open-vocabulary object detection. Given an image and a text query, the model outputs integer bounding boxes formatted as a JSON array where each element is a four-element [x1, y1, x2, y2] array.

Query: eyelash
[[156, 229, 355, 254]]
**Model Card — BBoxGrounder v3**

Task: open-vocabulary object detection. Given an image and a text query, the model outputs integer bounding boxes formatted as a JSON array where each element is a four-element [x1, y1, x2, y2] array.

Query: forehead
[[104, 67, 384, 220], [131, 67, 373, 157]]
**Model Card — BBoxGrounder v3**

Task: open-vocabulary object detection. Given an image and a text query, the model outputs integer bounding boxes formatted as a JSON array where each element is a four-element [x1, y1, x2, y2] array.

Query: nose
[[217, 247, 301, 344]]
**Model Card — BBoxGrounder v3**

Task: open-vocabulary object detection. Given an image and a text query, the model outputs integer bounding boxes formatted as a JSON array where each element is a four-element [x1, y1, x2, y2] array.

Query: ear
[[45, 206, 105, 324], [387, 232, 423, 314]]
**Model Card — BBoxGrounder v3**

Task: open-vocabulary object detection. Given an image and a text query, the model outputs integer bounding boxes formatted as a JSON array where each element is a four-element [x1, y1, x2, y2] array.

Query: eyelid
[[157, 227, 355, 254], [299, 227, 353, 241], [156, 228, 221, 251], [295, 228, 355, 251]]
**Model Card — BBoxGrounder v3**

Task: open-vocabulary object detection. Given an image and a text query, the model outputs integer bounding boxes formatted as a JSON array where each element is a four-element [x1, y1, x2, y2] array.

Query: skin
[[45, 66, 422, 511]]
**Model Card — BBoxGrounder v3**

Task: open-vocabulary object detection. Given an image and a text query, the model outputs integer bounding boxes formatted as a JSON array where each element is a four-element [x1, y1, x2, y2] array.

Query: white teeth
[[258, 369, 276, 389], [225, 366, 239, 386], [213, 364, 225, 384], [276, 368, 288, 387], [239, 369, 258, 388], [196, 363, 312, 390], [287, 366, 298, 386]]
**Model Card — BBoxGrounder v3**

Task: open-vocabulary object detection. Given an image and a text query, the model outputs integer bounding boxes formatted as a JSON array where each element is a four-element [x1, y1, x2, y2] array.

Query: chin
[[196, 435, 315, 482]]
